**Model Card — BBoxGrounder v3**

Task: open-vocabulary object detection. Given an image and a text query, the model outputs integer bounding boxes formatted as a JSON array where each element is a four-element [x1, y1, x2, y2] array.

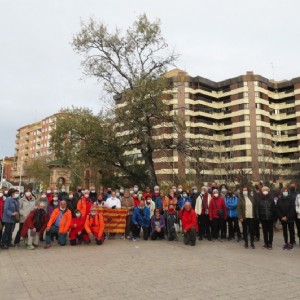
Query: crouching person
[[21, 202, 49, 250], [84, 205, 104, 245], [179, 202, 198, 246], [69, 210, 85, 246], [44, 200, 72, 249], [150, 208, 165, 240], [164, 204, 178, 241], [131, 199, 150, 241]]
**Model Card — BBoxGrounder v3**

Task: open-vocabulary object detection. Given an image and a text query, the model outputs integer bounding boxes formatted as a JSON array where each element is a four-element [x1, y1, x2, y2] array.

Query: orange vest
[[46, 208, 72, 234], [84, 213, 104, 238]]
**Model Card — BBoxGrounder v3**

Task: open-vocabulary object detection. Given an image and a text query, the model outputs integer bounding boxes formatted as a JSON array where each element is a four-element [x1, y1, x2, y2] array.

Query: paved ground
[[0, 230, 299, 300]]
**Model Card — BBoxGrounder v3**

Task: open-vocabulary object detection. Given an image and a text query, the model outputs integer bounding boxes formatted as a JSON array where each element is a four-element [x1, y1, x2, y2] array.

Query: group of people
[[0, 181, 299, 250]]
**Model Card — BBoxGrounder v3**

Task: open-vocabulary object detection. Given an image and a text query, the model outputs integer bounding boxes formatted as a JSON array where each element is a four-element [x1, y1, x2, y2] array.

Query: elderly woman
[[277, 187, 296, 250], [256, 186, 275, 250]]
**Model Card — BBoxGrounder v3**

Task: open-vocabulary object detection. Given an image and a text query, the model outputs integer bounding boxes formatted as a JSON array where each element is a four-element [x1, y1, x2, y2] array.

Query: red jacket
[[133, 195, 140, 207], [46, 193, 53, 204], [209, 196, 227, 220], [179, 208, 198, 232], [69, 216, 85, 240], [21, 209, 49, 238]]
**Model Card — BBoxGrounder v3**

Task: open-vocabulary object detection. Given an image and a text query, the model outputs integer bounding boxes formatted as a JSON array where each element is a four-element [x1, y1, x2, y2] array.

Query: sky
[[1, 0, 300, 158]]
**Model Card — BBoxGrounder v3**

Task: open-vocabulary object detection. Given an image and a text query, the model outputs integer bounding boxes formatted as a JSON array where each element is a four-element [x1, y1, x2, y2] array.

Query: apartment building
[[12, 114, 58, 182], [115, 69, 300, 184]]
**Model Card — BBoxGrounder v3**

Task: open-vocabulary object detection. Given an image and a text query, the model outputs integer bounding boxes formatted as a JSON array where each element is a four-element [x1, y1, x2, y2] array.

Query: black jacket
[[276, 195, 296, 222], [256, 193, 275, 221]]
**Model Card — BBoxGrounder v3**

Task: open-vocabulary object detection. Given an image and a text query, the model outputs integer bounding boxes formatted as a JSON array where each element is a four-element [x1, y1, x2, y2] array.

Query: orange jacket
[[84, 213, 104, 238], [46, 208, 72, 234], [77, 196, 93, 218]]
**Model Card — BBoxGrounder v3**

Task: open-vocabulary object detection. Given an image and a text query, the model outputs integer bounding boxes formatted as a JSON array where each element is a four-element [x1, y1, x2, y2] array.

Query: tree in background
[[72, 14, 179, 188]]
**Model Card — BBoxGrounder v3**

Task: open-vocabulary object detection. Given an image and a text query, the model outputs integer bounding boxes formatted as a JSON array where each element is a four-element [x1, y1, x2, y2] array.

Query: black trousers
[[212, 218, 224, 239], [167, 226, 177, 241], [14, 222, 24, 245], [184, 227, 196, 245], [199, 214, 211, 239], [281, 221, 295, 244], [242, 218, 255, 245], [1, 222, 15, 247], [221, 218, 227, 238], [227, 217, 241, 239], [254, 219, 260, 239], [125, 215, 132, 237], [131, 224, 149, 240], [260, 219, 273, 245], [151, 229, 165, 240]]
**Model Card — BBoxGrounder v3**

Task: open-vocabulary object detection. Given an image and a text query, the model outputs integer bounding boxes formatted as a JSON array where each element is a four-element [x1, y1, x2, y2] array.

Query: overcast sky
[[1, 0, 300, 158]]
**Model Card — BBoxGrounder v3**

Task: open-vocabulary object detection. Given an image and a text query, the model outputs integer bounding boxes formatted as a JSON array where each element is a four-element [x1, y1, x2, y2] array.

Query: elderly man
[[84, 205, 104, 245], [132, 199, 150, 241], [179, 202, 198, 246], [121, 189, 135, 239], [104, 191, 121, 209], [44, 200, 72, 249]]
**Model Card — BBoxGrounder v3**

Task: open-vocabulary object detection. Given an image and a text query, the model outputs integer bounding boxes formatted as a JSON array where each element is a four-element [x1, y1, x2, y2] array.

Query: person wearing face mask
[[132, 186, 140, 207], [14, 188, 37, 247], [219, 184, 228, 199], [143, 186, 153, 200], [195, 186, 212, 241], [58, 185, 68, 201], [256, 186, 275, 250], [66, 191, 76, 217], [73, 185, 83, 204], [164, 204, 178, 241], [295, 190, 300, 246], [89, 186, 98, 202], [237, 187, 256, 249], [69, 210, 85, 246], [0, 189, 4, 242], [146, 196, 155, 217], [48, 193, 60, 217], [121, 189, 135, 239], [131, 199, 150, 241], [104, 191, 121, 209], [152, 186, 163, 211], [277, 187, 296, 250], [44, 200, 72, 248], [105, 187, 112, 200], [119, 187, 125, 198], [288, 183, 298, 202], [115, 189, 122, 201], [77, 189, 93, 218], [45, 187, 53, 204], [94, 193, 105, 208], [150, 208, 165, 240], [1, 189, 20, 249], [177, 191, 192, 210], [189, 186, 199, 210], [163, 189, 178, 211], [209, 189, 227, 242], [20, 203, 49, 250], [84, 206, 105, 245], [225, 188, 241, 242]]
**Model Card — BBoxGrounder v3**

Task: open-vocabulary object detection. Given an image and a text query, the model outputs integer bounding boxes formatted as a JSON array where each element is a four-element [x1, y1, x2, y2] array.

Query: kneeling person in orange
[[44, 200, 72, 248], [85, 205, 105, 245]]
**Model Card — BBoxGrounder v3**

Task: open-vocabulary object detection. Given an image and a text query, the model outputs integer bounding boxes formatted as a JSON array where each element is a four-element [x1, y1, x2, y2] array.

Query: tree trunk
[[141, 146, 158, 189]]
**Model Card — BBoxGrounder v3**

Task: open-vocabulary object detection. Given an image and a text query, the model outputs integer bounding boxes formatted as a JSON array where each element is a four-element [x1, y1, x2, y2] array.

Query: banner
[[98, 208, 128, 234]]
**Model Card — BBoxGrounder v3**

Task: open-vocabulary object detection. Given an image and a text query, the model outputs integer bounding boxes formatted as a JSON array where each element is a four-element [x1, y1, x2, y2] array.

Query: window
[[239, 115, 245, 122]]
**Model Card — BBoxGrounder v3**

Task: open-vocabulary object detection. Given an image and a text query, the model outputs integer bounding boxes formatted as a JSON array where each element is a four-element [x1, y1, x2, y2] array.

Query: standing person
[[45, 187, 53, 204], [253, 183, 261, 241], [163, 189, 177, 211], [177, 191, 192, 210], [69, 210, 85, 246], [277, 188, 296, 250], [131, 199, 150, 241], [121, 189, 135, 239], [104, 191, 121, 208], [143, 186, 153, 200], [296, 193, 300, 246], [66, 191, 76, 217], [14, 188, 36, 247], [59, 185, 68, 201], [209, 189, 227, 242], [89, 186, 98, 202], [84, 206, 105, 245], [256, 186, 275, 250], [164, 204, 178, 241], [225, 188, 241, 242], [48, 193, 60, 217], [73, 185, 83, 205], [77, 189, 93, 218], [237, 187, 256, 249], [146, 196, 156, 218], [0, 189, 4, 243], [190, 186, 199, 210], [44, 200, 72, 249], [150, 208, 165, 240], [1, 189, 20, 249], [153, 186, 163, 211], [195, 186, 212, 241], [20, 203, 49, 250], [179, 202, 198, 246]]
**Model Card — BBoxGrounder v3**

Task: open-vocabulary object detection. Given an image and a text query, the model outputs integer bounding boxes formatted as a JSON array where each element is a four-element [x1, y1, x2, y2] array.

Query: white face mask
[[61, 189, 66, 193], [262, 191, 268, 195], [138, 194, 142, 199], [47, 190, 51, 194], [213, 193, 219, 198], [130, 190, 134, 195], [53, 201, 58, 205], [172, 188, 177, 193], [116, 193, 120, 197], [282, 192, 288, 197], [53, 190, 58, 193], [90, 212, 96, 216], [134, 188, 138, 193], [53, 197, 58, 201], [25, 192, 31, 197], [91, 190, 96, 193], [120, 189, 124, 194], [76, 213, 81, 218], [243, 191, 248, 196], [41, 194, 46, 198], [60, 207, 66, 211], [69, 195, 73, 199], [178, 188, 183, 193], [0, 193, 3, 197]]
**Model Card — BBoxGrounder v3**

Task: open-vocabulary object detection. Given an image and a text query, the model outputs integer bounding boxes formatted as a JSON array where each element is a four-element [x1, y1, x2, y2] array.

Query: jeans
[[199, 214, 211, 239], [281, 221, 295, 244], [260, 219, 273, 245], [183, 227, 196, 245], [242, 218, 255, 245], [1, 222, 15, 247], [45, 225, 67, 246], [131, 223, 149, 240], [227, 217, 241, 239]]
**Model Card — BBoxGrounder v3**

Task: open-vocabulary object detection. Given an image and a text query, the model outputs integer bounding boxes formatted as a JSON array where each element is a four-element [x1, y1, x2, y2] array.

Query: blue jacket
[[177, 197, 192, 210], [2, 196, 20, 223], [132, 206, 150, 227], [153, 196, 163, 210], [225, 195, 238, 218]]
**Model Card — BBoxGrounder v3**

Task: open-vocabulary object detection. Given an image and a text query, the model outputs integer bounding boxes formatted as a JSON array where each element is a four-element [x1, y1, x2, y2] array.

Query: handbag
[[214, 198, 224, 218]]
